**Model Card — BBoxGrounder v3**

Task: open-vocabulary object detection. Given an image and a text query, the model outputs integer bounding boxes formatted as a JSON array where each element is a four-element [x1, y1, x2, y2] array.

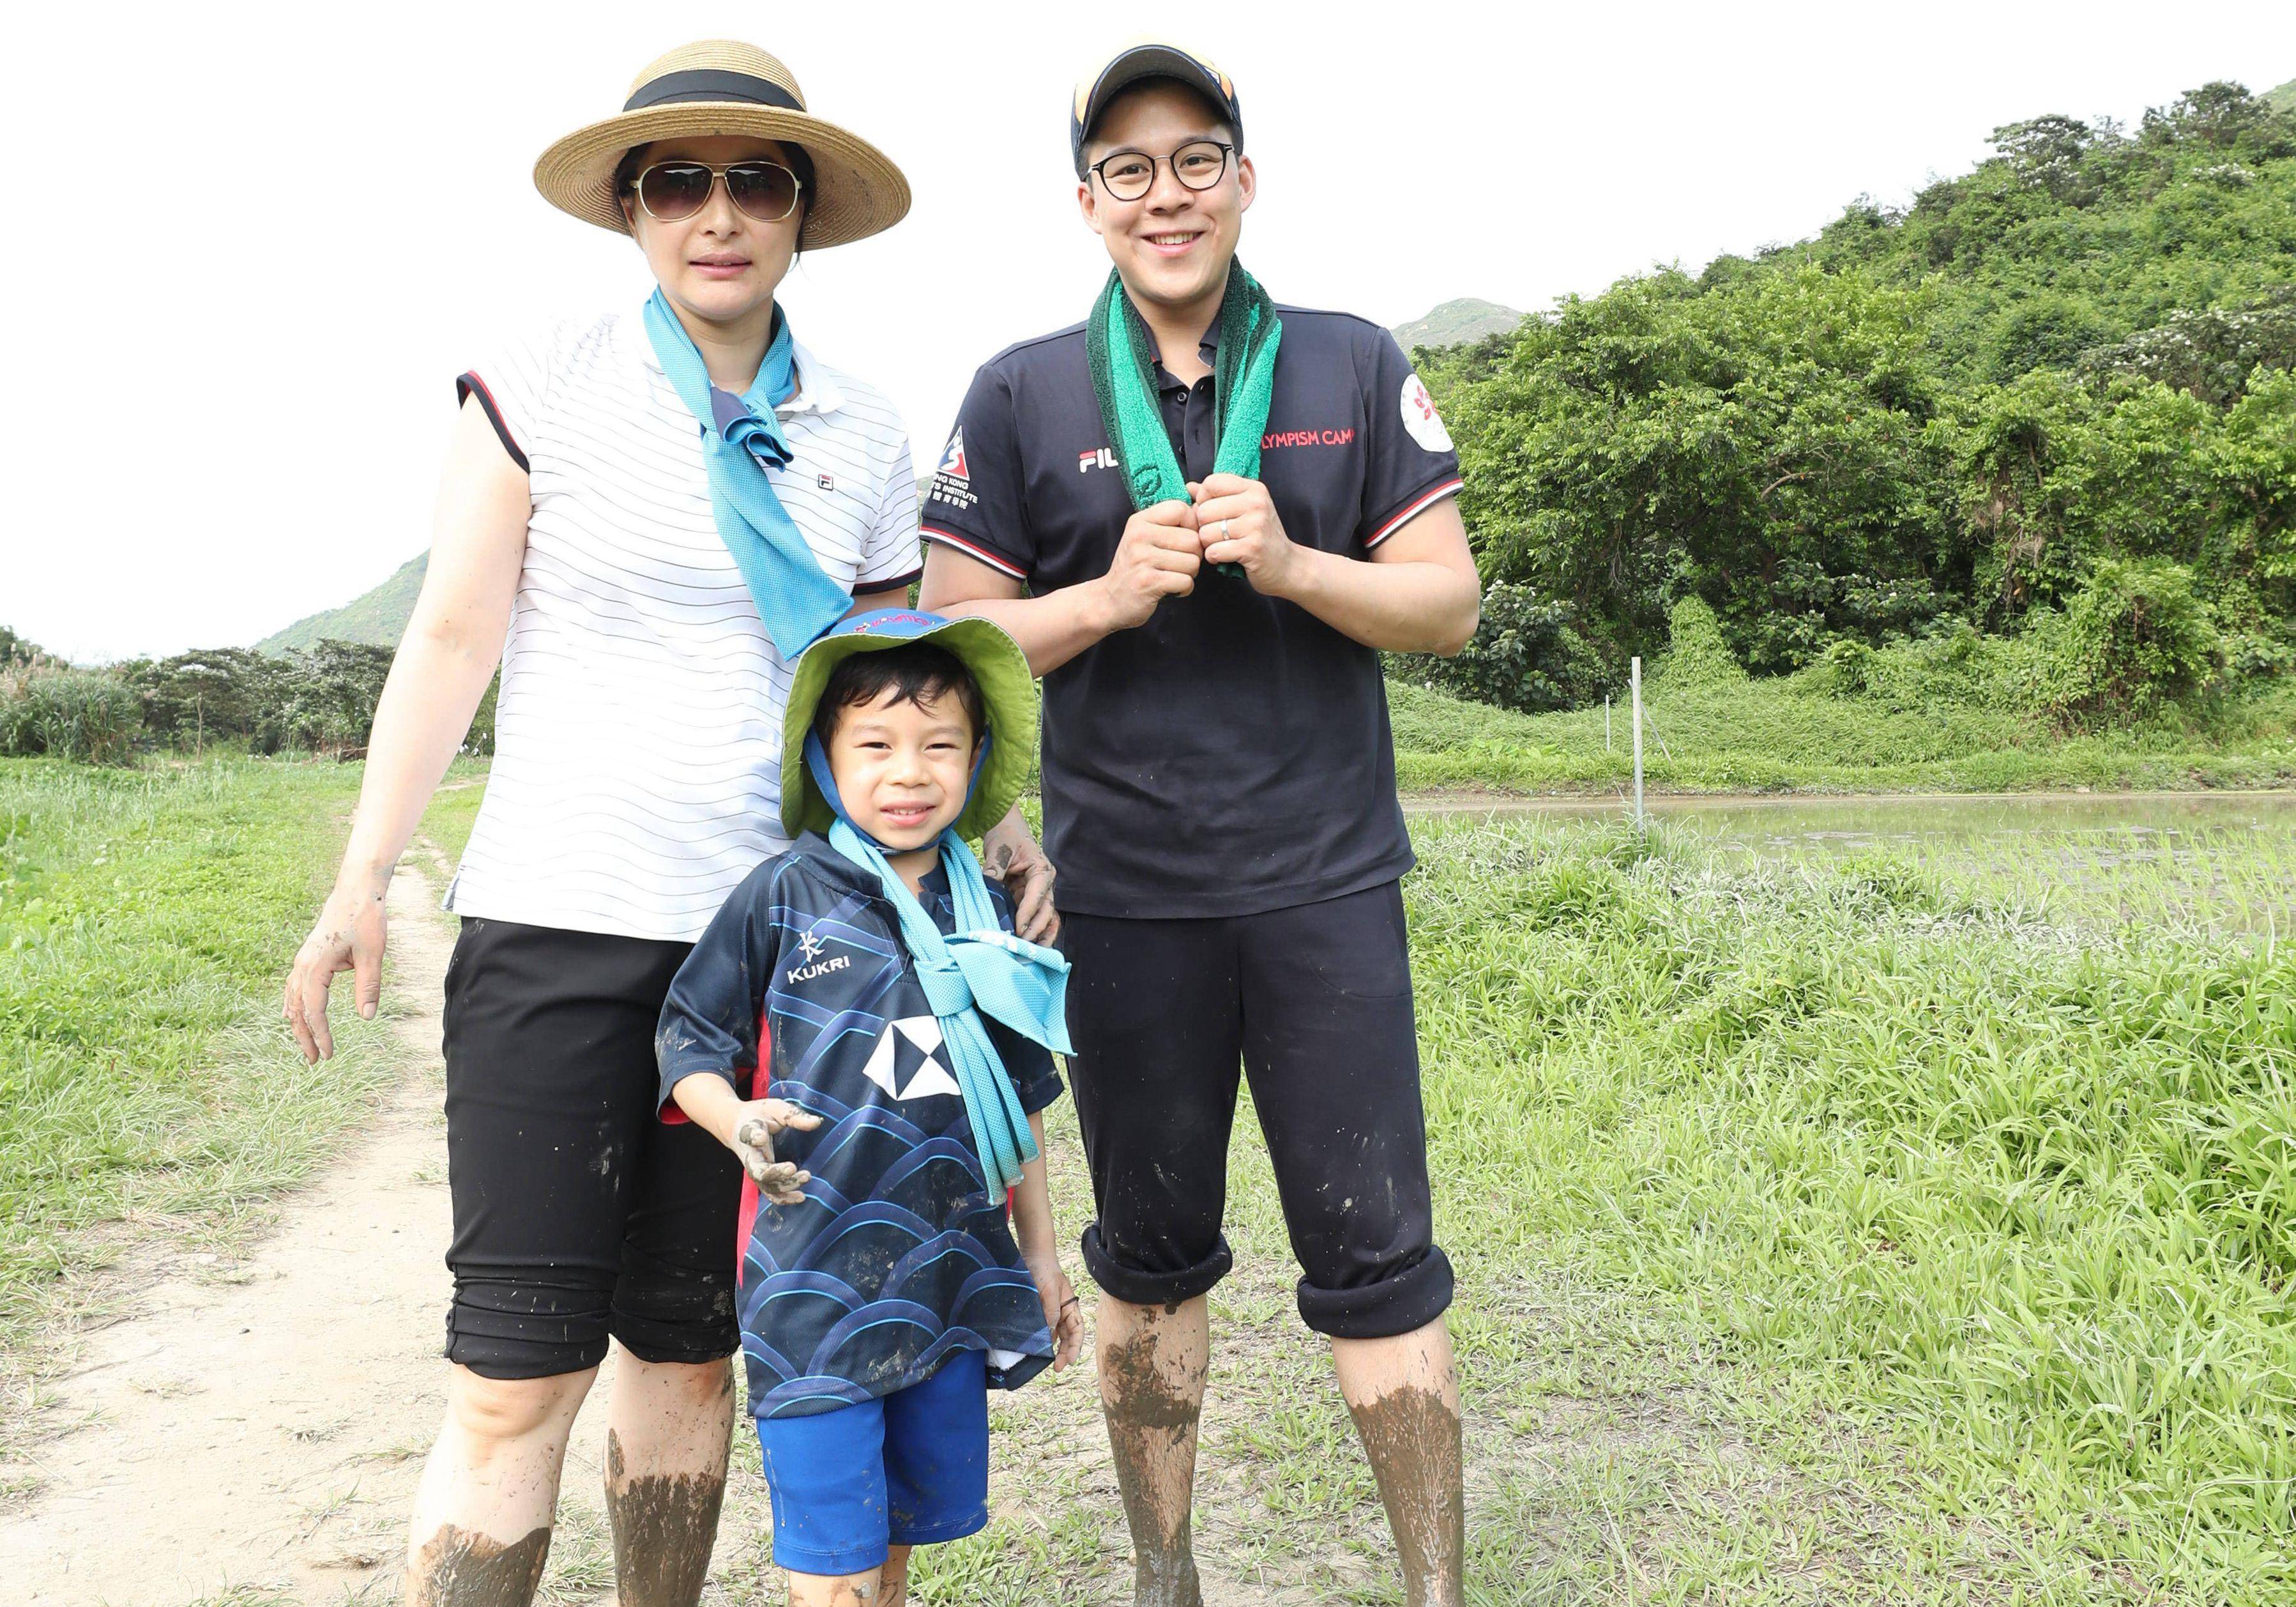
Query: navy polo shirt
[[921, 307, 1465, 919]]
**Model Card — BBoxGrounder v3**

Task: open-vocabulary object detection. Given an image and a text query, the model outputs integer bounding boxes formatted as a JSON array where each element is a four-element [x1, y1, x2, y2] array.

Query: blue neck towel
[[803, 734, 1070, 1196], [641, 289, 852, 659]]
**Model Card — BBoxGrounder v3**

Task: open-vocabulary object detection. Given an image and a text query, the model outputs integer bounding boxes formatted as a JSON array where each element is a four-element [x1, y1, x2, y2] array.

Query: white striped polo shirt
[[447, 309, 923, 943]]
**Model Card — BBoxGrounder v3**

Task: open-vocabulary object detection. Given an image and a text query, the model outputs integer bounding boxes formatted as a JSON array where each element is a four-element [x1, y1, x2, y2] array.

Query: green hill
[[257, 553, 426, 653], [1418, 77, 2296, 705], [1393, 298, 1523, 353], [2269, 77, 2296, 114]]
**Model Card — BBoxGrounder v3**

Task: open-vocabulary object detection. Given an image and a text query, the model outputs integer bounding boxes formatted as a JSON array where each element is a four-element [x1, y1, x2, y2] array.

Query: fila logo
[[785, 927, 851, 985], [817, 473, 835, 491], [1078, 446, 1118, 474]]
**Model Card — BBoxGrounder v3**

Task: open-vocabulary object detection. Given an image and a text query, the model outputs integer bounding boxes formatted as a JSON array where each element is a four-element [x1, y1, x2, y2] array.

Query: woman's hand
[[1023, 1242, 1084, 1372], [981, 807, 1059, 944], [284, 874, 392, 1063]]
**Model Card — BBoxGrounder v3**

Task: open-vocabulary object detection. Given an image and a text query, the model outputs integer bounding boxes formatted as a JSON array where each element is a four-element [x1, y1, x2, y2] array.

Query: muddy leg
[[405, 1363, 595, 1607], [1098, 1294, 1210, 1607], [1333, 1317, 1464, 1607], [878, 1544, 913, 1606], [603, 1352, 736, 1607]]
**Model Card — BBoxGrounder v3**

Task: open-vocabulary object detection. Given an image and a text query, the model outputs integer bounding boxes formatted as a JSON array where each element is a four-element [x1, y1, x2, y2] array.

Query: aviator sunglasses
[[628, 159, 804, 224]]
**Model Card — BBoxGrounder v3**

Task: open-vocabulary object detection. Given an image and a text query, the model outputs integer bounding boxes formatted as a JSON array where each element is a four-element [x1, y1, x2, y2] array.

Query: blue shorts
[[753, 1349, 990, 1575]]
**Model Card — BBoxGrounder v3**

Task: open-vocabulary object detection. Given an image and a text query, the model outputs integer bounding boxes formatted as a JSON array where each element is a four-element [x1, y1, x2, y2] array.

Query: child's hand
[[729, 1099, 822, 1205], [1023, 1244, 1084, 1371]]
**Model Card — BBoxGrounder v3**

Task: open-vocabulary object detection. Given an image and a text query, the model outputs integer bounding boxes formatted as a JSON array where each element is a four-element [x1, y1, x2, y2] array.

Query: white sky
[[6, 1, 2293, 662]]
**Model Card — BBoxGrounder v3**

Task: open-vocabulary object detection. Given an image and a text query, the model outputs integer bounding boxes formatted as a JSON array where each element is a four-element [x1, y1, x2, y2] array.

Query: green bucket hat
[[781, 608, 1037, 842]]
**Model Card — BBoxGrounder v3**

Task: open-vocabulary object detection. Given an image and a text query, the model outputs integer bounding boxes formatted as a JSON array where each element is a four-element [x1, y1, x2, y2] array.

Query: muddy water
[[1409, 789, 2296, 931]]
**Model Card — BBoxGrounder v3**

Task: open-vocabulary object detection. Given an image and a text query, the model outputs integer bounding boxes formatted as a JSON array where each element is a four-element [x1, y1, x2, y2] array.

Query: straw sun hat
[[534, 40, 911, 248]]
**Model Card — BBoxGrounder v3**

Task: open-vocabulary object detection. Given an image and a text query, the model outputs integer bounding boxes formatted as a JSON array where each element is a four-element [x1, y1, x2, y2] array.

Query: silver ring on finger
[[1217, 519, 1231, 540]]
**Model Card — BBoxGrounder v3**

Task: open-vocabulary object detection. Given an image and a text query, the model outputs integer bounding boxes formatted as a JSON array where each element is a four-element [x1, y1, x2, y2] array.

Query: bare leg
[[786, 1564, 889, 1604], [603, 1350, 738, 1607], [1332, 1317, 1464, 1607], [1097, 1294, 1209, 1607], [405, 1363, 597, 1606], [879, 1544, 913, 1606]]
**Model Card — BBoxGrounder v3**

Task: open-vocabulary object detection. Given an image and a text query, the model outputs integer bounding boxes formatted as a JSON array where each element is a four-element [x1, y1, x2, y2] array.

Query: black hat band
[[625, 70, 805, 113]]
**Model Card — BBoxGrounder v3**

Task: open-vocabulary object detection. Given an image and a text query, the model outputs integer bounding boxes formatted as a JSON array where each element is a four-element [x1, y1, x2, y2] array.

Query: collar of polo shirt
[[639, 329, 848, 416]]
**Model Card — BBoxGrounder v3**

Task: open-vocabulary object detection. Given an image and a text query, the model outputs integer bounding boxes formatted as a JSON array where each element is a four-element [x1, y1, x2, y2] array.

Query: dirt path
[[0, 860, 488, 1606]]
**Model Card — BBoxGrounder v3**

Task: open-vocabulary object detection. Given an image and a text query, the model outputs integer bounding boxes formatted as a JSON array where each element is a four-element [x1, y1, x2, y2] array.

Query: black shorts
[[1062, 881, 1453, 1339], [440, 915, 742, 1379]]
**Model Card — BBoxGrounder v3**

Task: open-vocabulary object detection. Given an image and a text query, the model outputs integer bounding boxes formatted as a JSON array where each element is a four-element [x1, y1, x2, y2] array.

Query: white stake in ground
[[1630, 657, 1645, 829]]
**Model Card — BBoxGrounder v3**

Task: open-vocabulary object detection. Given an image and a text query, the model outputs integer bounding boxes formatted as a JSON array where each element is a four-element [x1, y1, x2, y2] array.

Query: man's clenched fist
[[1093, 499, 1201, 631]]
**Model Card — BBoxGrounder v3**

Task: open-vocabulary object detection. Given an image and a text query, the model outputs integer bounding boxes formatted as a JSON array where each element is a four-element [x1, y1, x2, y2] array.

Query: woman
[[282, 41, 1054, 1607]]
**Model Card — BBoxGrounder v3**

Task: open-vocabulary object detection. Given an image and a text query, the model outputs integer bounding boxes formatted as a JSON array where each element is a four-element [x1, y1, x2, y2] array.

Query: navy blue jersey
[[656, 834, 1063, 1419], [920, 308, 1464, 919]]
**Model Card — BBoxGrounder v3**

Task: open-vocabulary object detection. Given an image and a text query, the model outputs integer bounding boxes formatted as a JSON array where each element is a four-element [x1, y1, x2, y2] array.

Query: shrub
[[1391, 581, 1611, 713], [2037, 558, 2224, 724], [0, 669, 142, 764], [1652, 596, 1747, 689]]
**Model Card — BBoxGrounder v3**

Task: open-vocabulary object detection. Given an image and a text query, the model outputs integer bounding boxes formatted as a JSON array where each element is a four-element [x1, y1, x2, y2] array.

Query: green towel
[[1085, 261, 1283, 577]]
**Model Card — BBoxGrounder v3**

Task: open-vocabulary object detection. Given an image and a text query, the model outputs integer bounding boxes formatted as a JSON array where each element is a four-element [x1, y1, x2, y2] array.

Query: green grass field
[[11, 752, 2296, 1602], [1390, 674, 2296, 797], [0, 758, 407, 1399], [886, 816, 2296, 1607]]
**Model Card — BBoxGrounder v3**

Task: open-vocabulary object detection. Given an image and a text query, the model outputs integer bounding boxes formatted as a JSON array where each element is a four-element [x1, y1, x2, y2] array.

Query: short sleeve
[[455, 327, 556, 474], [857, 438, 924, 594], [919, 364, 1034, 581], [1356, 328, 1465, 551], [991, 1020, 1065, 1115], [655, 862, 783, 1119]]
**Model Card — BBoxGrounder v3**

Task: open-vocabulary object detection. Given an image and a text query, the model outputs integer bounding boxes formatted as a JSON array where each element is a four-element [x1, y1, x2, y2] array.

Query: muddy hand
[[731, 1099, 821, 1205], [982, 809, 1060, 945], [282, 876, 390, 1063]]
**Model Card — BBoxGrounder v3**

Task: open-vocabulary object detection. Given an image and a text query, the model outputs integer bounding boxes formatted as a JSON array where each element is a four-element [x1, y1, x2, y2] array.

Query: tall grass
[[0, 758, 396, 1376], [0, 667, 141, 764], [1407, 817, 2296, 1600]]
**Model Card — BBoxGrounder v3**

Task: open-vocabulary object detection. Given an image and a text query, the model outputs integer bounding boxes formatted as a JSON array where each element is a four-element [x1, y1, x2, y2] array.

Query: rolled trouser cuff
[[1295, 1244, 1455, 1339], [444, 1279, 614, 1380], [1081, 1224, 1235, 1309]]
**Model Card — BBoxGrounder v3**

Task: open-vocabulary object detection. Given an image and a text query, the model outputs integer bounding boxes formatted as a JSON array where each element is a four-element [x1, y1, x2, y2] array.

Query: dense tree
[[1422, 80, 2296, 710]]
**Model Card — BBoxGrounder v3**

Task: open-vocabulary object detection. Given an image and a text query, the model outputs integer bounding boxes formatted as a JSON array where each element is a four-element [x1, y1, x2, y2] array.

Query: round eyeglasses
[[1088, 141, 1235, 203], [629, 160, 803, 225]]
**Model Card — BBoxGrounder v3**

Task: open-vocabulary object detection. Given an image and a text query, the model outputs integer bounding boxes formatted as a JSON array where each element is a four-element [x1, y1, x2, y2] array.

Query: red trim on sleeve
[[921, 524, 1029, 581], [455, 372, 529, 474], [733, 1012, 771, 1283], [1365, 478, 1465, 550], [855, 565, 924, 600]]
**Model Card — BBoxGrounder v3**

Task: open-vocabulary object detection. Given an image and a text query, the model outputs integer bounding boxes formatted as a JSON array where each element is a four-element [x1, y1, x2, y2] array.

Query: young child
[[657, 608, 1083, 1605]]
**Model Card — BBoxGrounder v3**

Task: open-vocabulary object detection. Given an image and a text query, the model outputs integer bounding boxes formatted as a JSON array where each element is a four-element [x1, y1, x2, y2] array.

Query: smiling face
[[1078, 80, 1254, 318], [825, 685, 980, 852], [619, 134, 803, 334]]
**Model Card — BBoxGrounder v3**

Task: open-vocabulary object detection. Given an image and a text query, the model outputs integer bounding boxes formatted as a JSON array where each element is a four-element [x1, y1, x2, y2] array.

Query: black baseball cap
[[1070, 40, 1243, 178]]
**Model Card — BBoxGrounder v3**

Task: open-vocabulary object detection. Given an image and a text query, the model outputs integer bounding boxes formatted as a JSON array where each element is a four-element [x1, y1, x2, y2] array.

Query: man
[[917, 41, 1479, 1607]]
